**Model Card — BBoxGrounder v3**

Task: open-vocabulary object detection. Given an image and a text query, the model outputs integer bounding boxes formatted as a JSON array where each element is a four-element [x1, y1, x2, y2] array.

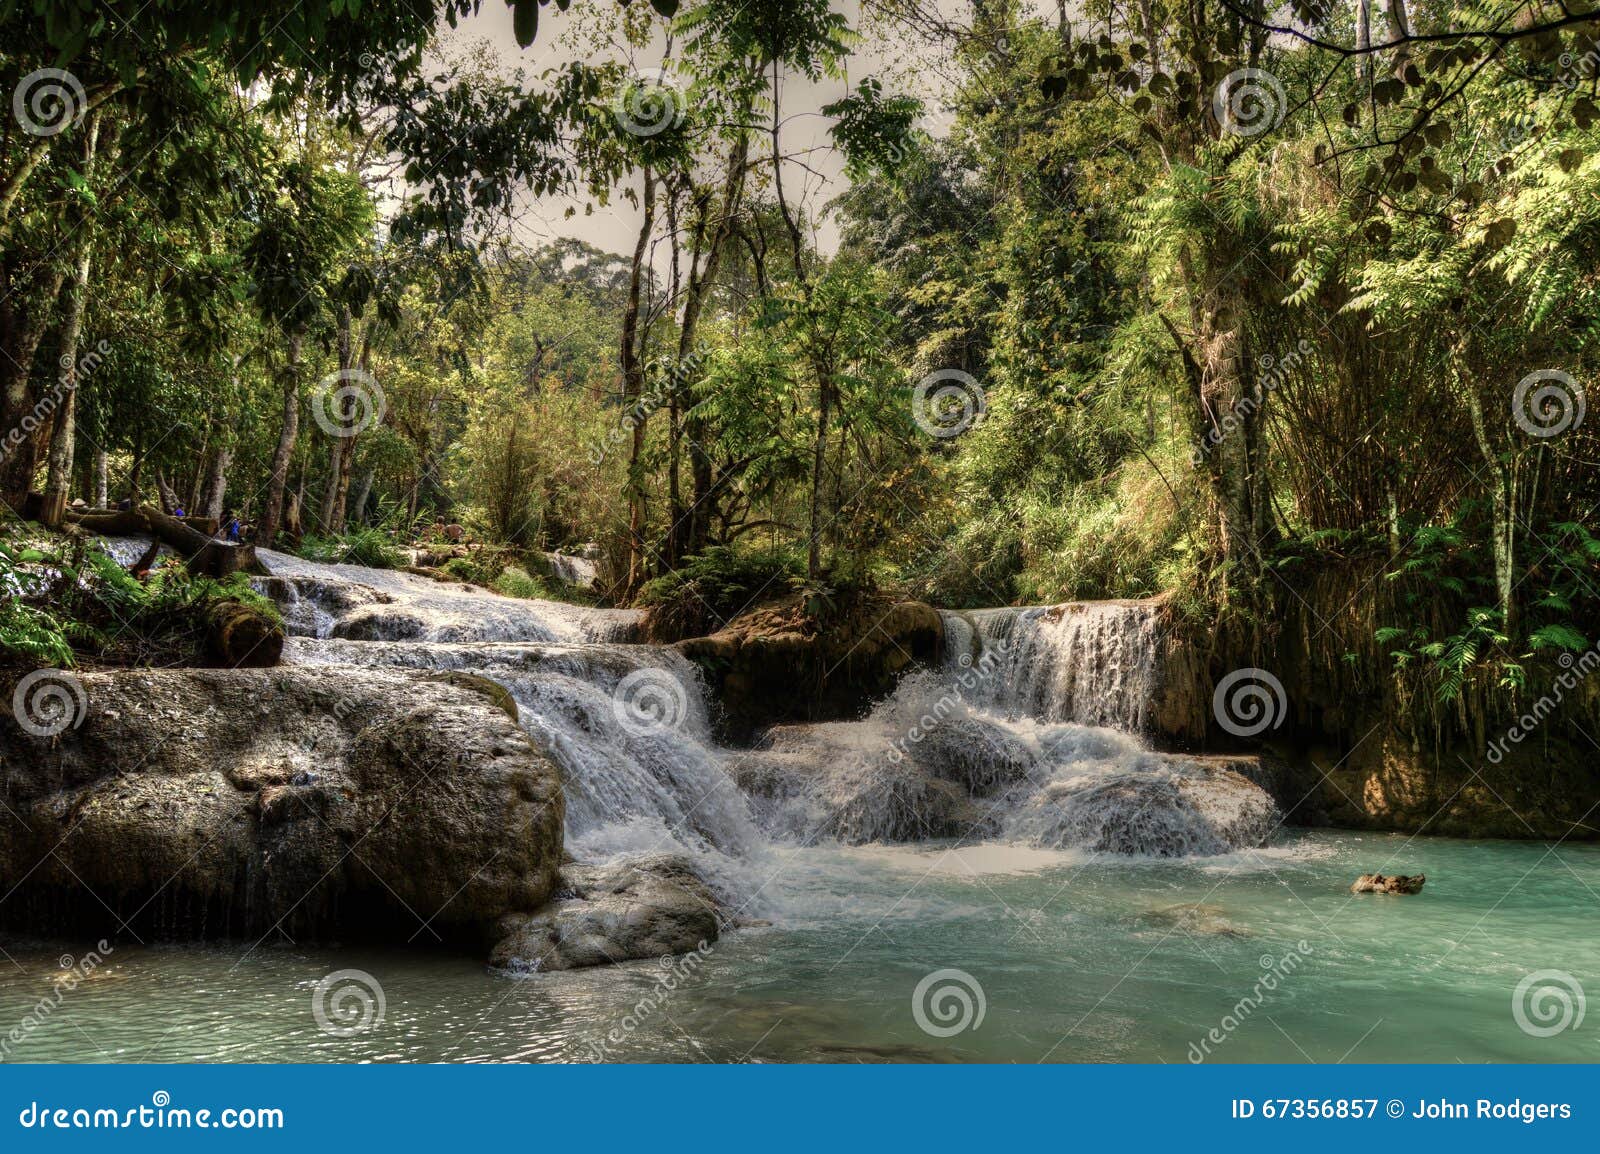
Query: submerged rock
[[1136, 903, 1249, 937], [489, 854, 721, 972], [1350, 872, 1426, 895], [0, 667, 564, 948]]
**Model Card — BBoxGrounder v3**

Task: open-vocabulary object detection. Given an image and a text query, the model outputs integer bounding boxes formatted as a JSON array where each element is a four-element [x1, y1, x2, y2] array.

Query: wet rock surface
[[489, 854, 721, 972], [674, 595, 944, 739], [0, 667, 564, 947], [1351, 872, 1426, 895]]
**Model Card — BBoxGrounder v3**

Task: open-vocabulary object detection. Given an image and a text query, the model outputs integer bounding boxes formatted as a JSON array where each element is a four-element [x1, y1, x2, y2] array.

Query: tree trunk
[[1466, 386, 1515, 630], [621, 166, 657, 592], [41, 113, 105, 527], [672, 117, 752, 563], [806, 380, 832, 579], [203, 444, 231, 522], [0, 265, 69, 506], [257, 331, 302, 547], [93, 450, 108, 507], [349, 466, 374, 526], [318, 305, 356, 533]]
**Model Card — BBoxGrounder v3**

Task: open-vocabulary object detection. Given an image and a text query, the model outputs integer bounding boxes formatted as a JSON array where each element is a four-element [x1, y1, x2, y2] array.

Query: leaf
[[511, 0, 539, 48], [1483, 217, 1517, 249], [1527, 624, 1588, 652]]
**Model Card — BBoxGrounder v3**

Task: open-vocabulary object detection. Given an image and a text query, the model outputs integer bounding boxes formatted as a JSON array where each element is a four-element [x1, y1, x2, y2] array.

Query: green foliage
[[1, 535, 280, 669], [299, 528, 404, 569], [637, 545, 804, 637]]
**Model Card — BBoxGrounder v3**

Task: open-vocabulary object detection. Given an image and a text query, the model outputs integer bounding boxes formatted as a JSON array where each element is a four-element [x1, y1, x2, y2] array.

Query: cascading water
[[737, 600, 1273, 856], [942, 602, 1160, 732], [250, 540, 1274, 898], [255, 548, 639, 643]]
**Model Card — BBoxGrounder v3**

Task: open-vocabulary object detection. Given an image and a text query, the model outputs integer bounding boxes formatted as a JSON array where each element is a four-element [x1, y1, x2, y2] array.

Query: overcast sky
[[438, 1, 955, 259]]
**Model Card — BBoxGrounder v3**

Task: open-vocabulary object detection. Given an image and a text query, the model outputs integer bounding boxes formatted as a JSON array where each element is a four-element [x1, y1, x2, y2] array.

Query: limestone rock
[[0, 666, 564, 948], [1350, 872, 1426, 895], [489, 854, 721, 972], [674, 594, 944, 738]]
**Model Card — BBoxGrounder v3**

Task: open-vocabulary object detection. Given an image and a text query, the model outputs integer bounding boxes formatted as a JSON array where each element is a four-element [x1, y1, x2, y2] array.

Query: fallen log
[[66, 505, 262, 579], [141, 505, 261, 579], [202, 599, 284, 668], [66, 509, 149, 536]]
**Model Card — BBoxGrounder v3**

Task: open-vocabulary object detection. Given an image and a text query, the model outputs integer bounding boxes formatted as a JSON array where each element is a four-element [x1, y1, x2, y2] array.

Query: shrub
[[636, 546, 804, 639], [299, 527, 403, 569]]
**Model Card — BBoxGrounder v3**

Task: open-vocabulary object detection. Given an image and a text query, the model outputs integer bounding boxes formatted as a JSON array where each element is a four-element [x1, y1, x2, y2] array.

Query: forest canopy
[[2, 0, 1599, 720]]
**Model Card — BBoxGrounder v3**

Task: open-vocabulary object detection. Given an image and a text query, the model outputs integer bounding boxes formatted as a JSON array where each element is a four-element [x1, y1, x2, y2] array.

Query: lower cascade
[[263, 563, 1278, 908]]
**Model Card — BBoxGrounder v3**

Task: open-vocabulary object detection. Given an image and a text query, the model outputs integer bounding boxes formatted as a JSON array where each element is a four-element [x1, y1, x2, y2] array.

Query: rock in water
[[489, 854, 721, 972], [1350, 872, 1426, 895], [0, 667, 564, 950]]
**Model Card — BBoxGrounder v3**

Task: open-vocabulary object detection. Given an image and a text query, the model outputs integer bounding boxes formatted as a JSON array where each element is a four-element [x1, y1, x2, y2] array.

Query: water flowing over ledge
[[255, 548, 641, 644], [258, 557, 1277, 899]]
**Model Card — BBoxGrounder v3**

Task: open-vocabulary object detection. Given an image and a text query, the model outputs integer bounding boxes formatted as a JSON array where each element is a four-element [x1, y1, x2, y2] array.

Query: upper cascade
[[254, 548, 641, 644], [939, 601, 1161, 734]]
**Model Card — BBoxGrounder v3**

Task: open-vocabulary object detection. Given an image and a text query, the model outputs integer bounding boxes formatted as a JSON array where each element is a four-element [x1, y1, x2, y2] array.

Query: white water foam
[[256, 548, 639, 644], [265, 552, 1273, 884]]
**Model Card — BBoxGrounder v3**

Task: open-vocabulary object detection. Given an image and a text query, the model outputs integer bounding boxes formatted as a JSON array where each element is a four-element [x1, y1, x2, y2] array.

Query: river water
[[3, 551, 1594, 1063]]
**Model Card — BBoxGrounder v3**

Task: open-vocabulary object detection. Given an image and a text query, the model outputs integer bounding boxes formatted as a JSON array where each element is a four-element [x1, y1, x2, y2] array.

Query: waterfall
[[942, 602, 1160, 733], [255, 549, 640, 643], [250, 539, 1274, 869], [281, 635, 763, 902], [542, 552, 598, 589]]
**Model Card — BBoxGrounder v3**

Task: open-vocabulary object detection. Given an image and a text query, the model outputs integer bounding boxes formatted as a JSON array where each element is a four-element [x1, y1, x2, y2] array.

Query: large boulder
[[674, 594, 944, 739], [489, 854, 720, 972], [0, 666, 563, 949]]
